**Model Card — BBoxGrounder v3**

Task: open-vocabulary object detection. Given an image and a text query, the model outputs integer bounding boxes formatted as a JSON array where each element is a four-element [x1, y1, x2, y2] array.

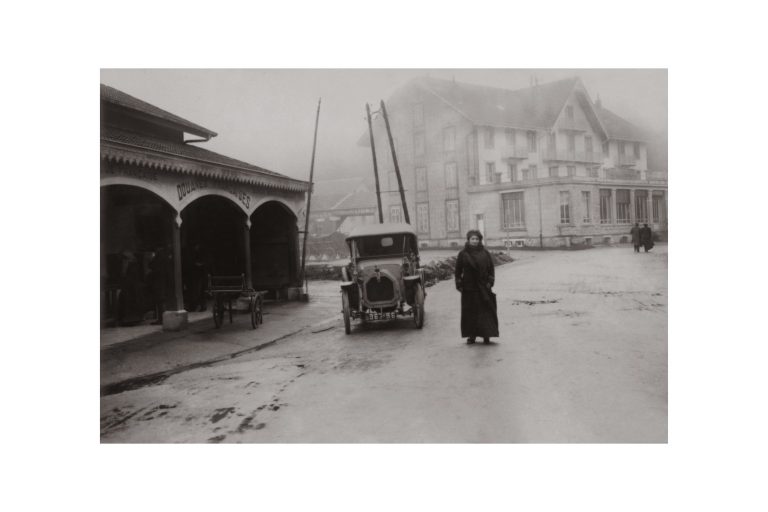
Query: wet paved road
[[101, 246, 667, 443]]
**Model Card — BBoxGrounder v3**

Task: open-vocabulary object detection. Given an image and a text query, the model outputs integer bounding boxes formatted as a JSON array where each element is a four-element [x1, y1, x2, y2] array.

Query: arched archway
[[250, 200, 300, 290], [180, 194, 247, 311], [101, 184, 176, 326]]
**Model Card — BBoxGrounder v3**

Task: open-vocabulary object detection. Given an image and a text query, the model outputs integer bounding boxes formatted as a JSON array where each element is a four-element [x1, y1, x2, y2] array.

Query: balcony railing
[[646, 170, 667, 181], [500, 146, 530, 160], [541, 149, 603, 163]]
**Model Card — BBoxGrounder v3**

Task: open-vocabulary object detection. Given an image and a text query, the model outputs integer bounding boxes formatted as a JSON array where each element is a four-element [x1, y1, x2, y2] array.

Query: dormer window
[[443, 126, 455, 152], [483, 127, 495, 149], [527, 131, 537, 152], [414, 103, 424, 128]]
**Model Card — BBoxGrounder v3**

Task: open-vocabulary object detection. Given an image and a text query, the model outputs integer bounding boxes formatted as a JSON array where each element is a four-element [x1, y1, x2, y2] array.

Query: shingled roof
[[593, 104, 648, 142], [415, 76, 580, 130], [101, 84, 217, 139], [101, 126, 308, 192]]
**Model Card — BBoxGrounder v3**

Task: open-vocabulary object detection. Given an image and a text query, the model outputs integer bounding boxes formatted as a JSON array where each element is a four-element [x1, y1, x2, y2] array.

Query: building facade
[[365, 77, 667, 248], [100, 85, 309, 330]]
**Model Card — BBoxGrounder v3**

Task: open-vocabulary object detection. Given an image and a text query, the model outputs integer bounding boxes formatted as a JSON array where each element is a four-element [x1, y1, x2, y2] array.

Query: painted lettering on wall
[[177, 180, 209, 201]]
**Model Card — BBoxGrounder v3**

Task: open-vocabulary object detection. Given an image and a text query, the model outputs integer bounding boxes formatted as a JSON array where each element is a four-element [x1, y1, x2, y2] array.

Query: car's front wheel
[[342, 289, 351, 335]]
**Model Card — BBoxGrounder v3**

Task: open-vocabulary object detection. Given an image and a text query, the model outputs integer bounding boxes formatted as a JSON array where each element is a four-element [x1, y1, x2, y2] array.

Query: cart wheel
[[255, 296, 263, 325], [413, 284, 425, 329], [342, 289, 351, 335], [213, 299, 224, 328], [250, 296, 261, 329]]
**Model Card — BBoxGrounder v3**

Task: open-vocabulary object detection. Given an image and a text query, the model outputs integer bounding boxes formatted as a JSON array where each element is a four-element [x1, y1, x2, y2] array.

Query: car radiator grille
[[365, 277, 395, 302]]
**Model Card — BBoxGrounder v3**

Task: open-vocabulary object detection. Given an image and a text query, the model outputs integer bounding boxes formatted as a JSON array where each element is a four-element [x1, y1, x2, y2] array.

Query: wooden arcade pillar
[[244, 218, 253, 289], [163, 212, 188, 331]]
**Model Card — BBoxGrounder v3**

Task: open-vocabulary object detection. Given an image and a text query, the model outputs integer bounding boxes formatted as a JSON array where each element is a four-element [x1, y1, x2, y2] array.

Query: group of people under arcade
[[106, 243, 213, 326]]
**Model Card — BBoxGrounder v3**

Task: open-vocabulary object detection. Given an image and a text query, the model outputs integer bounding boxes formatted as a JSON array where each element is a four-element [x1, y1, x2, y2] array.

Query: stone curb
[[101, 327, 307, 397]]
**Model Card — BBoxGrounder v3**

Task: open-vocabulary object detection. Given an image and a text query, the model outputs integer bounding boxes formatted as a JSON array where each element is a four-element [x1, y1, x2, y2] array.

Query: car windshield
[[351, 234, 416, 259]]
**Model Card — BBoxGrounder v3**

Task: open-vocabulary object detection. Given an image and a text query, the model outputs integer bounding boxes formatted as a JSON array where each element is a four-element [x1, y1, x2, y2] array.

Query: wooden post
[[300, 98, 322, 290], [171, 215, 184, 311], [366, 103, 384, 223], [380, 100, 410, 224], [244, 219, 253, 289]]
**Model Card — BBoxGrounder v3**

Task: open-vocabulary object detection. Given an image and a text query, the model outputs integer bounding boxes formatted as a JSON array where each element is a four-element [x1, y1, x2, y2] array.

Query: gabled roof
[[312, 177, 369, 211], [364, 76, 652, 144], [415, 76, 581, 130], [594, 104, 648, 142], [101, 84, 218, 139], [330, 189, 377, 212]]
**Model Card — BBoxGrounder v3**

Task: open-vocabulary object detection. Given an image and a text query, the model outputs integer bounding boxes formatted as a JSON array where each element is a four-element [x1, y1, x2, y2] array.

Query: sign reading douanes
[[177, 180, 209, 201], [176, 180, 251, 210]]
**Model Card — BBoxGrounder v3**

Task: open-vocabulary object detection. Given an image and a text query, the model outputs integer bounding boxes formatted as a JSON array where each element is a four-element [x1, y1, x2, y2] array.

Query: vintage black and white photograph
[[99, 69, 668, 443], [8, 0, 768, 510]]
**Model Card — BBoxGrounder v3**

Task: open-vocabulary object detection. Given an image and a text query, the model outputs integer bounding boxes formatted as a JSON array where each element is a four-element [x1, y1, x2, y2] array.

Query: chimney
[[595, 93, 602, 109]]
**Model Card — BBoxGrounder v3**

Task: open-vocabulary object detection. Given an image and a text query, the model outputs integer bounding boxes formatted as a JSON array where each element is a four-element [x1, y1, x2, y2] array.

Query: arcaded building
[[100, 85, 309, 330]]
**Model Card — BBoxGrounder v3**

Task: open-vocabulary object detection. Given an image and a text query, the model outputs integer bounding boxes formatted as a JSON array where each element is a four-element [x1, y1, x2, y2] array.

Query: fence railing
[[541, 149, 604, 163]]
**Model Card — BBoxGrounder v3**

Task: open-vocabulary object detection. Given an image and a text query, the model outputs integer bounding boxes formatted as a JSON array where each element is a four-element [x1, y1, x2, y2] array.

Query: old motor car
[[340, 223, 425, 334]]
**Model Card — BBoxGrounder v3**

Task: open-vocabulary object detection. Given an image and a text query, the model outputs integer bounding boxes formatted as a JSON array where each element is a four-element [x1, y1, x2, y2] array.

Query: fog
[[100, 69, 667, 182]]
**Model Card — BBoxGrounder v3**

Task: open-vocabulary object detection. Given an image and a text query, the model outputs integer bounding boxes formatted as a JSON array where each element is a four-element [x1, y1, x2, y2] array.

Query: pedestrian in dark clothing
[[640, 223, 654, 252], [118, 251, 143, 325], [630, 223, 641, 253], [147, 246, 173, 324], [454, 230, 499, 345]]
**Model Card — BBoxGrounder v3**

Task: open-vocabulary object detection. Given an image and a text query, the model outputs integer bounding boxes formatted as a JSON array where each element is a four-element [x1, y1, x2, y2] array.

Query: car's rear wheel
[[413, 284, 425, 329]]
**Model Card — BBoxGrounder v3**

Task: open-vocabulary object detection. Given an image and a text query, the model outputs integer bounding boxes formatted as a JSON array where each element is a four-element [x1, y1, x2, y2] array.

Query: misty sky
[[100, 69, 667, 182]]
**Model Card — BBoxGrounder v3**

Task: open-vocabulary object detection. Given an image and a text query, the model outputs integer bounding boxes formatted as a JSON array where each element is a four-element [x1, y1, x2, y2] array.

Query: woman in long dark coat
[[454, 230, 499, 344]]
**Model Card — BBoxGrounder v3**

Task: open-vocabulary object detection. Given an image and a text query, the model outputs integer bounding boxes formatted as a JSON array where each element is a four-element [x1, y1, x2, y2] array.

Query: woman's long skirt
[[460, 290, 499, 338]]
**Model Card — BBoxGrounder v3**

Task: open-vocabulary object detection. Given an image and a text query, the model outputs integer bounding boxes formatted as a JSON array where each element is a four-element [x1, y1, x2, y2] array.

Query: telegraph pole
[[380, 100, 410, 224], [300, 98, 321, 296], [538, 184, 544, 248], [366, 103, 384, 223]]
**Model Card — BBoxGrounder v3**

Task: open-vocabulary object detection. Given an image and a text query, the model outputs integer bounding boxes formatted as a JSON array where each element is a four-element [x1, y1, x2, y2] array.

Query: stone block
[[162, 310, 188, 331]]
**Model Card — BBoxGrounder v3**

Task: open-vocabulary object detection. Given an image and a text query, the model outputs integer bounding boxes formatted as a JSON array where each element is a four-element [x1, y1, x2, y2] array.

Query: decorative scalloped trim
[[100, 149, 308, 193]]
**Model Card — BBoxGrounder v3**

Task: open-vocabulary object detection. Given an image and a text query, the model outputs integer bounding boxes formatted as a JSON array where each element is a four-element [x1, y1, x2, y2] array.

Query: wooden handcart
[[207, 274, 264, 329]]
